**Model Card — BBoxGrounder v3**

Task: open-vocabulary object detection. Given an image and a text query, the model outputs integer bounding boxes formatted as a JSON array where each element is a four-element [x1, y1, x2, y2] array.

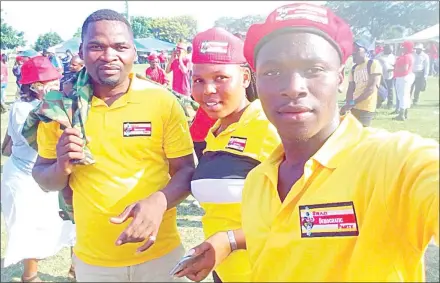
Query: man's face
[[80, 20, 135, 87], [69, 57, 84, 73], [149, 58, 159, 68], [255, 32, 343, 141], [415, 48, 422, 54], [352, 44, 366, 64]]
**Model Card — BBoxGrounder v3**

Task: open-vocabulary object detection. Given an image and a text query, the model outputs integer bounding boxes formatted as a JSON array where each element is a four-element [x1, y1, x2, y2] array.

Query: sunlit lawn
[[1, 64, 438, 282]]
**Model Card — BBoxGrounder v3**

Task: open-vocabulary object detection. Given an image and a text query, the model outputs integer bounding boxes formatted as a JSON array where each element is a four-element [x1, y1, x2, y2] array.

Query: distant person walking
[[411, 43, 430, 105], [377, 45, 396, 109], [393, 41, 415, 121]]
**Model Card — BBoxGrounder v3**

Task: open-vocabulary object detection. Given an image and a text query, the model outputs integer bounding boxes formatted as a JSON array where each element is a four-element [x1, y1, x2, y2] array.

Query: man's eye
[[263, 70, 280, 76], [305, 67, 324, 75], [215, 76, 228, 81], [193, 78, 203, 83], [89, 45, 102, 50]]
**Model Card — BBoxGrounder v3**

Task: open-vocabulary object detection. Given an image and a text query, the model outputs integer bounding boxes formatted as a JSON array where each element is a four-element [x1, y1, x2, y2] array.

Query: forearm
[[152, 165, 195, 210], [354, 85, 375, 104], [345, 83, 355, 102], [32, 161, 69, 192], [233, 228, 246, 250], [165, 60, 173, 74]]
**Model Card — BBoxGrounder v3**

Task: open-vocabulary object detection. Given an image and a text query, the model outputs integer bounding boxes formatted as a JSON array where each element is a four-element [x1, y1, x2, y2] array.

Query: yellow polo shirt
[[37, 73, 194, 267], [191, 100, 280, 282], [242, 114, 439, 282], [350, 59, 382, 112]]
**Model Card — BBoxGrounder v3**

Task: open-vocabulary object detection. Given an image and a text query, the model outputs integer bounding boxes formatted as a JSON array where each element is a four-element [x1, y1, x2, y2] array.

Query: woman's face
[[191, 63, 250, 120], [31, 80, 60, 98]]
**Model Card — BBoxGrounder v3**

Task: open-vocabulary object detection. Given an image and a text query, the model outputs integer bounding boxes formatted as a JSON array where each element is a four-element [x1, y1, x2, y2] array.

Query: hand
[[55, 127, 85, 175], [340, 104, 354, 115], [110, 192, 167, 253], [175, 232, 231, 282]]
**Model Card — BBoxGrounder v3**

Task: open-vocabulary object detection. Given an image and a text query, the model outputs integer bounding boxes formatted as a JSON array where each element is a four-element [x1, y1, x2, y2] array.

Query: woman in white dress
[[1, 56, 76, 282]]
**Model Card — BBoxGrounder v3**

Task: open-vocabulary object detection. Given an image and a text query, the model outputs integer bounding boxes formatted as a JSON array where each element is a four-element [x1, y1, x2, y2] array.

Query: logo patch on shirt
[[299, 201, 359, 238], [123, 122, 152, 137], [226, 136, 247, 152]]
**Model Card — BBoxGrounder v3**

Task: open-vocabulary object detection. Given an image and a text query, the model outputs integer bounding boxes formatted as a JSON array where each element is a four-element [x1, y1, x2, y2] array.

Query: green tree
[[34, 32, 63, 51], [130, 15, 198, 43], [73, 27, 81, 38], [326, 1, 439, 40], [131, 16, 153, 38], [214, 15, 265, 35], [0, 9, 26, 49]]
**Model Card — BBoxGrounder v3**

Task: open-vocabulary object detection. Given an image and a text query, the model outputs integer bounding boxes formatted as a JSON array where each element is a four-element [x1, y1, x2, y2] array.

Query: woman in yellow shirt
[[182, 28, 280, 282]]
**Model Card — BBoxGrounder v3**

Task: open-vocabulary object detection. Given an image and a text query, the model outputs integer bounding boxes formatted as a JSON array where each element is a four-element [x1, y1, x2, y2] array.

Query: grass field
[[1, 64, 439, 282]]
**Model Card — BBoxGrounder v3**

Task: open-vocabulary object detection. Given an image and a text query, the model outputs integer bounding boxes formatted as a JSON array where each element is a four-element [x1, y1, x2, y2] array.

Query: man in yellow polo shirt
[[175, 3, 438, 282], [342, 39, 382, 127], [32, 9, 194, 282]]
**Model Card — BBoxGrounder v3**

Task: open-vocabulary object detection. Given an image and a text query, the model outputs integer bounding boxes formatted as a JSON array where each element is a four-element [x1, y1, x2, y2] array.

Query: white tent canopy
[[378, 24, 439, 44]]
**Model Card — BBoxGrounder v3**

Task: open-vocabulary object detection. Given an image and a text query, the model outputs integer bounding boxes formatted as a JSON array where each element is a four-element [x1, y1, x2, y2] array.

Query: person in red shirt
[[145, 53, 169, 86], [1, 54, 9, 113], [165, 43, 191, 96], [190, 107, 216, 160], [158, 51, 167, 70], [393, 41, 415, 121]]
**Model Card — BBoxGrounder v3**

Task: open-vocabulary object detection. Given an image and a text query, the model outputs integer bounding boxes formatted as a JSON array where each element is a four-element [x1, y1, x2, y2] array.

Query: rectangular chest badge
[[226, 136, 247, 152], [123, 122, 152, 137], [299, 201, 359, 238]]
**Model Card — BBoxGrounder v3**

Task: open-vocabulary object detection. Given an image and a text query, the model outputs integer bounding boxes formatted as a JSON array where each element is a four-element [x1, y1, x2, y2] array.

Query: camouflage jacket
[[21, 69, 199, 166]]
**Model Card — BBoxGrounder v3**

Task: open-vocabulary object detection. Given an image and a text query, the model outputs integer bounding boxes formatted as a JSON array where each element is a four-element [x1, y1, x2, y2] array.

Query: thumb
[[185, 242, 210, 258], [110, 204, 136, 224]]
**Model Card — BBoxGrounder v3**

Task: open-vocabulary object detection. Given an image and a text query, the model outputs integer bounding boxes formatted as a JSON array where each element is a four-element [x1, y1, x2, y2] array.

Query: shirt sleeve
[[386, 137, 439, 249], [370, 60, 382, 75], [163, 92, 194, 159], [37, 120, 63, 159], [423, 55, 430, 77]]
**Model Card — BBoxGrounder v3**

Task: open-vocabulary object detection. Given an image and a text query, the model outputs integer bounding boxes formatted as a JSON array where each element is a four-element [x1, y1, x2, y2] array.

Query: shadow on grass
[[177, 219, 202, 228], [177, 201, 204, 217], [1, 258, 72, 282]]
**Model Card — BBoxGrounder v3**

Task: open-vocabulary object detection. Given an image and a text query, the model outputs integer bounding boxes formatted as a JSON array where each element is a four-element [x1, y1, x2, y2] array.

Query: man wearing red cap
[[145, 53, 168, 85], [158, 51, 167, 70], [176, 3, 438, 282], [166, 43, 191, 96]]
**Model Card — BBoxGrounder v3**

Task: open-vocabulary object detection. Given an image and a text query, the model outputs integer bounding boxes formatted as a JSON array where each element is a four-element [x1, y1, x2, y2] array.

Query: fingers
[[110, 204, 136, 225], [136, 232, 156, 253]]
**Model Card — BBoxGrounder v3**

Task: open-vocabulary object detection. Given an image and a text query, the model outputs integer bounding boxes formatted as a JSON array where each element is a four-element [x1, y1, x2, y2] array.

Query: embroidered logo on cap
[[226, 136, 247, 152], [123, 122, 152, 137], [299, 201, 359, 238], [200, 41, 229, 54], [276, 4, 328, 24]]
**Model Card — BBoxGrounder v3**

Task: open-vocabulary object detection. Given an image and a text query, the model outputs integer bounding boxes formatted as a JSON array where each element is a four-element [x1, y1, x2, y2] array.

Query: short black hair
[[187, 46, 192, 53], [81, 9, 133, 41]]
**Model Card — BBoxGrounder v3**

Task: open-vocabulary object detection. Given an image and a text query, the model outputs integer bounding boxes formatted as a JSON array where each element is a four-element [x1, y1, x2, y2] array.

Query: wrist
[[148, 191, 168, 213], [208, 231, 232, 256]]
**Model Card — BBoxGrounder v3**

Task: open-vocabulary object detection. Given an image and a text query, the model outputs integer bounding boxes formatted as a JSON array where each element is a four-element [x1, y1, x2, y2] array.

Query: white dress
[[1, 99, 76, 267]]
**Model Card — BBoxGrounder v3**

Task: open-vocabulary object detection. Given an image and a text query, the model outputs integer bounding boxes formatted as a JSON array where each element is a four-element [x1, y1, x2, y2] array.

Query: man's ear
[[242, 67, 251, 89], [338, 64, 345, 86], [79, 43, 84, 60]]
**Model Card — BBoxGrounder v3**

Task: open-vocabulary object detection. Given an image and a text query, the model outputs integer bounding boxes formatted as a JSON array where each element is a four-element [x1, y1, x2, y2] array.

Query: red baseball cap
[[244, 3, 353, 71], [148, 53, 158, 61], [192, 27, 247, 65], [19, 56, 61, 85]]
